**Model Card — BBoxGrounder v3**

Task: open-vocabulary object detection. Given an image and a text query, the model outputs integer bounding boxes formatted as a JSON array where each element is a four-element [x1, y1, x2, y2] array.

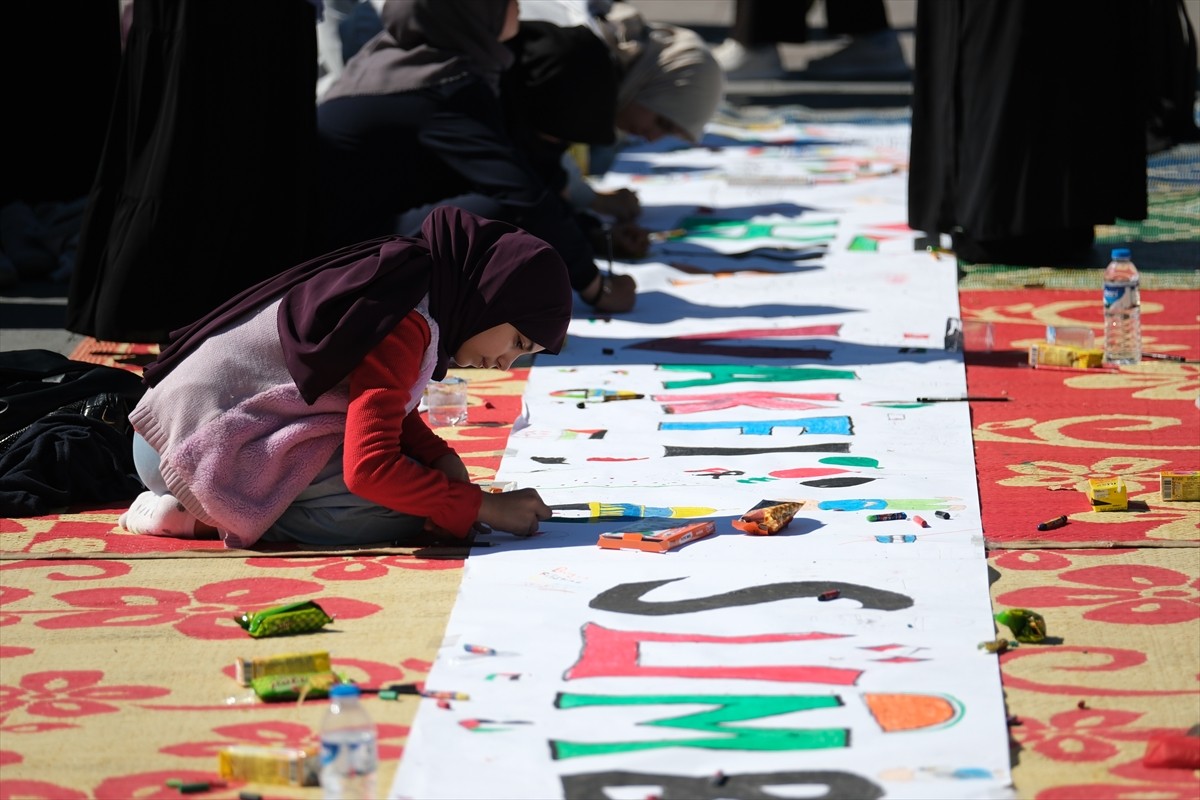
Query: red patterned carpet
[[964, 288, 1200, 799], [961, 289, 1199, 545]]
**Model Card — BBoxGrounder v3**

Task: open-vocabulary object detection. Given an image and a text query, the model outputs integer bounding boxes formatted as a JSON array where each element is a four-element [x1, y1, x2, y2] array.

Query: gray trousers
[[132, 433, 427, 546]]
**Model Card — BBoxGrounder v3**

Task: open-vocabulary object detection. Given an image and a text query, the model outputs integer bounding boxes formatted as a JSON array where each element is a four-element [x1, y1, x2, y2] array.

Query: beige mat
[[990, 547, 1200, 796], [0, 555, 463, 798]]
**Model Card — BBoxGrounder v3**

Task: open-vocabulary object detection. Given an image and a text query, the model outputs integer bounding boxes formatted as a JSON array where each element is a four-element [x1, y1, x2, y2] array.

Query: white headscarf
[[603, 4, 724, 143], [519, 0, 724, 144]]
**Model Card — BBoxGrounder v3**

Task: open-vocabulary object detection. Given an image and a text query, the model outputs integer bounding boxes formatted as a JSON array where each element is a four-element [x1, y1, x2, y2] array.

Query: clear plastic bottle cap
[[329, 683, 360, 698], [1111, 248, 1131, 259]]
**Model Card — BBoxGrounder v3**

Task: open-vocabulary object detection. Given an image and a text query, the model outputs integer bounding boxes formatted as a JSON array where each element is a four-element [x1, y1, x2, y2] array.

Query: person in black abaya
[[67, 0, 320, 344], [501, 20, 649, 262], [907, 0, 1149, 266], [316, 0, 636, 313]]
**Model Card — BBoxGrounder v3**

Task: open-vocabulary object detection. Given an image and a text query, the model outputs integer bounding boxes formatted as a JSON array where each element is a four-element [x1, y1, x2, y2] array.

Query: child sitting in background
[[119, 207, 570, 548]]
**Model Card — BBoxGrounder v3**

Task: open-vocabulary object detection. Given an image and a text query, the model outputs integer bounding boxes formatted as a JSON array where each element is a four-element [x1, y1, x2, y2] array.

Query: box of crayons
[[1087, 476, 1128, 511], [1159, 471, 1199, 502], [598, 518, 715, 553]]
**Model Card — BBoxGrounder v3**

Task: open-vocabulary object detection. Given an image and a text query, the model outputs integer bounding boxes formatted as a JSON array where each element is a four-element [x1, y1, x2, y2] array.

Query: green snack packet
[[994, 608, 1046, 643], [236, 600, 333, 639], [251, 671, 339, 702]]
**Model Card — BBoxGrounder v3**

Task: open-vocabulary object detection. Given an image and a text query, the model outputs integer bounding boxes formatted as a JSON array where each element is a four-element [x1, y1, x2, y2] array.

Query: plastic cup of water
[[962, 320, 994, 353], [425, 377, 468, 427]]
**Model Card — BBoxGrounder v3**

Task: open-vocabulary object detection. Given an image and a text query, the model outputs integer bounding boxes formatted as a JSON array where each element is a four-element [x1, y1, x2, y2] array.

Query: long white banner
[[391, 121, 1014, 799]]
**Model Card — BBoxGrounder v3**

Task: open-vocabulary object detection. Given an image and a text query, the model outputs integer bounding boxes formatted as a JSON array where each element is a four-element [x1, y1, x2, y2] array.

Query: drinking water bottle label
[[320, 739, 377, 774], [1103, 282, 1132, 307]]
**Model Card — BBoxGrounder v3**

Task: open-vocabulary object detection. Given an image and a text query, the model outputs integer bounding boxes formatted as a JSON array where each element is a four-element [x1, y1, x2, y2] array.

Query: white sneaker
[[712, 38, 785, 80]]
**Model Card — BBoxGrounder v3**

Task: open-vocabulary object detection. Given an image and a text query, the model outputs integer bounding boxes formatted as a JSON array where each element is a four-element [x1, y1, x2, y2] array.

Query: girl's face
[[614, 101, 689, 143], [500, 0, 520, 42], [453, 323, 543, 371]]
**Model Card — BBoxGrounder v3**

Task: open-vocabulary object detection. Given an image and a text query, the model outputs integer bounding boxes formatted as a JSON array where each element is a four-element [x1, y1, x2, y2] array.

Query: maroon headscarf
[[145, 207, 571, 404]]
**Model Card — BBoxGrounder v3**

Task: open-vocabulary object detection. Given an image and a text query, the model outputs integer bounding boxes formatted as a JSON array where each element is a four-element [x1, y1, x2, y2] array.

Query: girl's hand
[[585, 272, 637, 313], [478, 488, 552, 536], [610, 220, 650, 259], [591, 188, 641, 221]]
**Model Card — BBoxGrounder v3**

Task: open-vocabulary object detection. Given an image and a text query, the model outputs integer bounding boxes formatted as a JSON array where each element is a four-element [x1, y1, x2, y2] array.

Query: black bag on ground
[[0, 349, 144, 441], [0, 349, 146, 515]]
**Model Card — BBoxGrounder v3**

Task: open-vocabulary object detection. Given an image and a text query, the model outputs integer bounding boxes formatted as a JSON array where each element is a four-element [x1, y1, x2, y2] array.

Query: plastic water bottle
[[1102, 247, 1141, 365], [319, 684, 378, 800]]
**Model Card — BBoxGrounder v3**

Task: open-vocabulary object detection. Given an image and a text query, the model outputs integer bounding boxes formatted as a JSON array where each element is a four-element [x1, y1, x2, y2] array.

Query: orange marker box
[[598, 518, 716, 553]]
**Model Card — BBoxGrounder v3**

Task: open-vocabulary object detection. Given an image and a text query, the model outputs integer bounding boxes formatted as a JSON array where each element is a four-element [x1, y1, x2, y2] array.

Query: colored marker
[[1037, 515, 1068, 531], [553, 388, 644, 403], [649, 228, 687, 243], [935, 510, 951, 519], [421, 689, 470, 701], [866, 512, 907, 522], [463, 643, 497, 655], [817, 589, 841, 602], [915, 396, 1010, 403], [459, 718, 534, 730], [911, 515, 929, 528], [1142, 352, 1187, 362]]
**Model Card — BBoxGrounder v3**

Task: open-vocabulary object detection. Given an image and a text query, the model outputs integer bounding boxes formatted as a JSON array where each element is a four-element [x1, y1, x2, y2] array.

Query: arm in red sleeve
[[342, 314, 481, 537]]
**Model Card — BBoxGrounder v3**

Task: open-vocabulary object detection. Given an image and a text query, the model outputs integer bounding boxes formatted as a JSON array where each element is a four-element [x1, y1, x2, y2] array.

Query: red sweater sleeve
[[343, 313, 481, 537]]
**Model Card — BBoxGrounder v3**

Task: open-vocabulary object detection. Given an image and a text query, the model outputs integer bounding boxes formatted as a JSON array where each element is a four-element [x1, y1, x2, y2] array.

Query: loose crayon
[[866, 512, 907, 522], [463, 643, 498, 655], [911, 515, 929, 528], [817, 589, 841, 602], [935, 510, 951, 519], [1037, 515, 1068, 531]]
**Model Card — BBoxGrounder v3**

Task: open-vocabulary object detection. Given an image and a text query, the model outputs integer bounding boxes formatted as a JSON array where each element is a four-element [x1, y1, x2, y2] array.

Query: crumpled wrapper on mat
[[236, 600, 333, 638], [731, 501, 804, 535]]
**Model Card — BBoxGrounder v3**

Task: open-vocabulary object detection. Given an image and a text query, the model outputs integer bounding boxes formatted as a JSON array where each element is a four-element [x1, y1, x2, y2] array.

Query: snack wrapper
[[236, 650, 331, 686], [994, 608, 1047, 643], [250, 671, 339, 702], [236, 600, 333, 639], [732, 501, 803, 535]]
